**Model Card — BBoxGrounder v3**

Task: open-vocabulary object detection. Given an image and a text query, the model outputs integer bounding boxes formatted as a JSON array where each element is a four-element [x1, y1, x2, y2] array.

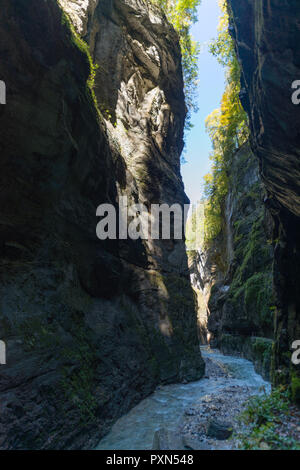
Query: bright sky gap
[[181, 0, 225, 206]]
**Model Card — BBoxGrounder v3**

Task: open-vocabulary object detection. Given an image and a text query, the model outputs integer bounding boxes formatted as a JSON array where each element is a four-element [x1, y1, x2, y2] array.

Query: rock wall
[[206, 144, 275, 380], [228, 0, 300, 398], [188, 242, 226, 345], [0, 0, 204, 449], [188, 250, 212, 344]]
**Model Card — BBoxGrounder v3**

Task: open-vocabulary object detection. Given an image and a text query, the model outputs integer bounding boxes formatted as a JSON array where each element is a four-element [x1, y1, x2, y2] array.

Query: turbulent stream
[[96, 348, 270, 450]]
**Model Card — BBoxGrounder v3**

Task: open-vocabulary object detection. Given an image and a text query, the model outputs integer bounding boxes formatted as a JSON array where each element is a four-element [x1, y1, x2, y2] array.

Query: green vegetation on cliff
[[61, 10, 99, 112], [206, 143, 275, 377], [203, 2, 275, 378], [155, 0, 201, 130], [204, 0, 248, 244], [229, 207, 274, 337]]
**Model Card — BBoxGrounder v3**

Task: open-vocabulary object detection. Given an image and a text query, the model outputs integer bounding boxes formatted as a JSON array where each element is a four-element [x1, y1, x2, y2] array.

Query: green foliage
[[227, 210, 274, 335], [61, 10, 99, 112], [237, 388, 300, 450], [154, 0, 201, 130], [60, 326, 99, 425], [16, 316, 60, 352], [244, 273, 273, 325], [250, 337, 273, 378], [203, 0, 249, 244], [229, 211, 274, 330]]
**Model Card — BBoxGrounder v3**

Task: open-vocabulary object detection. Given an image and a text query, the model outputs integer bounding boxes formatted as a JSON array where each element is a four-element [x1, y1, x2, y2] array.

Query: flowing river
[[96, 348, 270, 450]]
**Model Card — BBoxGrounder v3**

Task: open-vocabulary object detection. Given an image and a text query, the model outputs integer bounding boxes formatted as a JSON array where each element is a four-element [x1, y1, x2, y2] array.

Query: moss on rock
[[291, 372, 300, 406]]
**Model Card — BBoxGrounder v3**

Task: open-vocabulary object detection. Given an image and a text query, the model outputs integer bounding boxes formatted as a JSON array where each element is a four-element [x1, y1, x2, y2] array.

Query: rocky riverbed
[[97, 347, 270, 450], [179, 354, 258, 450], [153, 349, 269, 450]]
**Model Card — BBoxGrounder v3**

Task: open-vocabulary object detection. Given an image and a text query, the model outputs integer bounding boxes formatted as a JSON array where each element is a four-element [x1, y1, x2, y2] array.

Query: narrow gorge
[[190, 143, 274, 381], [0, 0, 299, 451]]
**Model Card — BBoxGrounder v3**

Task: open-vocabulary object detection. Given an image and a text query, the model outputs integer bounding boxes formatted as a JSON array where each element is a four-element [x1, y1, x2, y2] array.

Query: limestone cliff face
[[0, 0, 204, 449], [188, 250, 213, 344], [188, 243, 226, 345], [228, 0, 300, 396], [206, 144, 274, 380]]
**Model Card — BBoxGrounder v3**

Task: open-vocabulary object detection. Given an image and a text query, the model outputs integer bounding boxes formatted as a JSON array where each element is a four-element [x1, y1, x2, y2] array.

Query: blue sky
[[181, 0, 225, 205]]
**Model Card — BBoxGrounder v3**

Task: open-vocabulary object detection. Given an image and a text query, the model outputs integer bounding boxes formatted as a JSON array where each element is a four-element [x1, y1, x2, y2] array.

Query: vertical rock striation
[[228, 0, 300, 397], [0, 0, 204, 449]]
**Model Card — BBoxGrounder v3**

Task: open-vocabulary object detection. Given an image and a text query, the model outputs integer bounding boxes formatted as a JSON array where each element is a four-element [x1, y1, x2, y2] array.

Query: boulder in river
[[206, 420, 233, 440]]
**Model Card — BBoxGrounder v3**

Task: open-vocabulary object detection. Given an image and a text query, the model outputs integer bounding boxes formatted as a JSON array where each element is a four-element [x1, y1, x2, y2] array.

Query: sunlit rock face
[[229, 0, 300, 393], [58, 0, 100, 35], [188, 244, 226, 346], [0, 0, 203, 449]]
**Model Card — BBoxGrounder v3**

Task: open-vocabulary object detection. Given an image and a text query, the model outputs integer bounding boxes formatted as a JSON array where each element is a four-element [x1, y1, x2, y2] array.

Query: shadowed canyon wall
[[206, 144, 274, 381], [228, 0, 300, 398], [0, 0, 204, 449]]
